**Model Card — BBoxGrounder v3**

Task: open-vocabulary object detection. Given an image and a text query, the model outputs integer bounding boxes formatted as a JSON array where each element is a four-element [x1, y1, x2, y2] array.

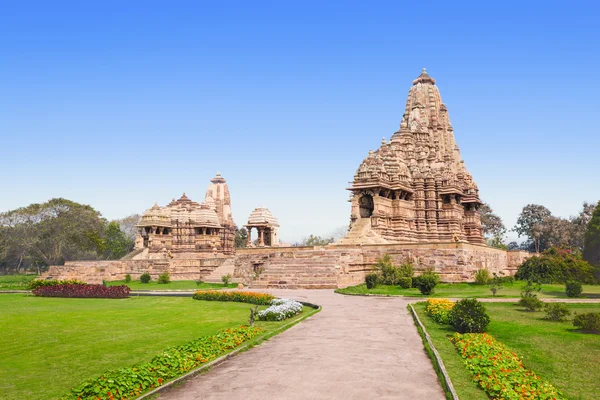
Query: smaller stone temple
[[135, 173, 237, 258], [246, 207, 280, 247]]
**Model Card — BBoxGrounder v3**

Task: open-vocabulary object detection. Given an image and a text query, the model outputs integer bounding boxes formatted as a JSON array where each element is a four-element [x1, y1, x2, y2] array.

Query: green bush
[[565, 280, 583, 298], [414, 269, 440, 295], [27, 279, 85, 290], [157, 272, 170, 284], [398, 277, 412, 289], [365, 273, 378, 289], [474, 268, 491, 285], [515, 247, 596, 284], [140, 272, 151, 284], [221, 274, 231, 285], [398, 263, 414, 278], [192, 290, 274, 305], [375, 254, 402, 285], [448, 298, 490, 333], [518, 280, 543, 311], [573, 312, 600, 333], [124, 274, 132, 283], [544, 303, 571, 321], [488, 273, 504, 297]]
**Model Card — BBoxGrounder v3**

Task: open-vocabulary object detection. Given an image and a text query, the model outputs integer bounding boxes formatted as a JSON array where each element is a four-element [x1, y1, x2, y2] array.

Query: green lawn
[[106, 279, 237, 290], [0, 274, 38, 290], [414, 302, 600, 400], [338, 280, 600, 298], [0, 294, 316, 400]]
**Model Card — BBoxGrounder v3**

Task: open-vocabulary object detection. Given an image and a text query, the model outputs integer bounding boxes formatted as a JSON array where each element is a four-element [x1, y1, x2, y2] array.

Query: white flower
[[258, 298, 303, 321]]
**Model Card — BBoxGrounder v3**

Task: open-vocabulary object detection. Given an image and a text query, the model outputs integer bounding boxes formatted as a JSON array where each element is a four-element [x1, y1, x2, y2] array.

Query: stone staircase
[[250, 251, 340, 289], [336, 218, 389, 245], [202, 258, 237, 283], [121, 248, 148, 260]]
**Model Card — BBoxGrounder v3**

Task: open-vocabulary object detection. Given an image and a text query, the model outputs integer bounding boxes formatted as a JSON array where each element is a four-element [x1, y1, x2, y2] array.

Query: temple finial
[[422, 68, 427, 73]]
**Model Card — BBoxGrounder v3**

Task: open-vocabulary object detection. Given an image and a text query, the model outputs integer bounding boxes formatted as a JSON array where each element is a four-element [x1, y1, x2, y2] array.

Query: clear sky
[[1, 1, 599, 243]]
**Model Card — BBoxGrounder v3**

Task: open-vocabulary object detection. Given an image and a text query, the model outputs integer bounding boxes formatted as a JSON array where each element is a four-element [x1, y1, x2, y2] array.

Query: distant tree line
[[0, 198, 139, 274]]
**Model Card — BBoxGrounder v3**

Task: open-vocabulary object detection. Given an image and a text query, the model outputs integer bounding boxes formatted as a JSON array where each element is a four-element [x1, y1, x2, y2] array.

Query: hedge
[[192, 290, 274, 305], [60, 326, 263, 400], [33, 284, 130, 299], [452, 333, 564, 399], [27, 279, 86, 290]]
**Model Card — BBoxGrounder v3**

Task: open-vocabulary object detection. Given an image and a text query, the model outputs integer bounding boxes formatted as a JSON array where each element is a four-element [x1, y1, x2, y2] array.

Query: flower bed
[[425, 298, 454, 324], [258, 298, 303, 321], [33, 284, 129, 299], [452, 333, 564, 399], [60, 326, 263, 400], [192, 290, 274, 305]]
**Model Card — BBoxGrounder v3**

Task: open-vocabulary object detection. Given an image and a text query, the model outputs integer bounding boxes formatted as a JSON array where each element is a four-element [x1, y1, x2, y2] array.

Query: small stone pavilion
[[246, 207, 280, 247], [41, 70, 530, 288]]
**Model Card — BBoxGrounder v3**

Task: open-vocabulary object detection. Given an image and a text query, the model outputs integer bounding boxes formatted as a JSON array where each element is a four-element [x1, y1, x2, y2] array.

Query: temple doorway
[[359, 194, 374, 218]]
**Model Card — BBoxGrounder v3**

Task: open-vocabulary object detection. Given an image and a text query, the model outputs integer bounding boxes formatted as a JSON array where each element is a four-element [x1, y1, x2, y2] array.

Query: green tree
[[235, 227, 248, 249], [103, 221, 134, 259], [513, 204, 552, 252], [583, 201, 600, 267], [297, 234, 334, 246]]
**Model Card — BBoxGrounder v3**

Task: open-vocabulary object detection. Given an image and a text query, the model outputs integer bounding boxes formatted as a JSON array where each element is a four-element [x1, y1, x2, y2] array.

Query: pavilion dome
[[247, 207, 279, 227], [138, 203, 171, 227]]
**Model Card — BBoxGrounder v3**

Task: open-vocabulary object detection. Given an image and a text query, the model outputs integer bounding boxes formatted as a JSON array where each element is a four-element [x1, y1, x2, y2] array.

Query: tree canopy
[[583, 201, 600, 267]]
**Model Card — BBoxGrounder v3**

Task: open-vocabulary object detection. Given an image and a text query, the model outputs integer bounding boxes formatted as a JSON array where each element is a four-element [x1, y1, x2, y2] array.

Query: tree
[[295, 234, 334, 247], [235, 227, 248, 249], [103, 221, 134, 259], [117, 214, 141, 242], [507, 241, 520, 250], [570, 202, 596, 251], [0, 198, 106, 272], [514, 204, 552, 252], [480, 203, 506, 248], [583, 201, 600, 267]]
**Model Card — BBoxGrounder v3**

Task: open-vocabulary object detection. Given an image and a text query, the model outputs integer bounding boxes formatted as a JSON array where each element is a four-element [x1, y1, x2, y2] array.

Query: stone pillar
[[247, 227, 252, 247], [259, 227, 265, 247]]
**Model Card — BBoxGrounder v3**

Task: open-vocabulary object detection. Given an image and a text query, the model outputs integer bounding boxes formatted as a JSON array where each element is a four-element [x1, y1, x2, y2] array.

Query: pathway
[[157, 289, 445, 400]]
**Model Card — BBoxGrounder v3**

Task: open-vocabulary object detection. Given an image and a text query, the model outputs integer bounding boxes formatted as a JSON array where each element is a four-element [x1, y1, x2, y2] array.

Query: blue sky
[[1, 1, 599, 243]]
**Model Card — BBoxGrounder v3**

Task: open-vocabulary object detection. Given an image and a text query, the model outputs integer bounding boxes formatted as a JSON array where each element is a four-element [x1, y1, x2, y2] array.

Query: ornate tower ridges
[[344, 68, 485, 245]]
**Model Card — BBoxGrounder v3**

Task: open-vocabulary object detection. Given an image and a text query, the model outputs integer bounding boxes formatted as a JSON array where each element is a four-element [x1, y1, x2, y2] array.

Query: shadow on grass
[[543, 291, 600, 299]]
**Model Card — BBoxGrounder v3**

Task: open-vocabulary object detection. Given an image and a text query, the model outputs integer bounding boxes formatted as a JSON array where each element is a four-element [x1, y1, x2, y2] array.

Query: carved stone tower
[[343, 69, 485, 244], [205, 172, 237, 253]]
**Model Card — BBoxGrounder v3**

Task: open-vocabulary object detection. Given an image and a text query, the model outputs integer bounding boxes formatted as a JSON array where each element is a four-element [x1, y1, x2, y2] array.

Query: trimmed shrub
[[474, 268, 491, 285], [425, 298, 455, 324], [515, 247, 596, 284], [221, 274, 232, 285], [27, 279, 85, 290], [192, 290, 274, 305], [140, 272, 151, 283], [257, 298, 303, 321], [398, 277, 412, 289], [60, 326, 263, 400], [565, 280, 582, 298], [365, 273, 378, 289], [573, 312, 600, 333], [414, 269, 440, 295], [124, 274, 132, 283], [448, 298, 490, 333], [452, 333, 564, 399], [544, 303, 571, 321], [33, 284, 129, 299], [157, 272, 170, 284], [488, 273, 504, 296], [518, 279, 543, 311]]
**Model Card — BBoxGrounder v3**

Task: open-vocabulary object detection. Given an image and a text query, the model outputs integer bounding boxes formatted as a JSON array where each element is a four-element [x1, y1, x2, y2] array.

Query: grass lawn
[[0, 274, 38, 290], [106, 279, 237, 291], [338, 280, 600, 298], [0, 294, 317, 400], [414, 302, 600, 400]]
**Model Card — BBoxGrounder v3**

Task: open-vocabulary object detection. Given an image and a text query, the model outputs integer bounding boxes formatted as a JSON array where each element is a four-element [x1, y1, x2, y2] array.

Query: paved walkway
[[158, 290, 445, 400]]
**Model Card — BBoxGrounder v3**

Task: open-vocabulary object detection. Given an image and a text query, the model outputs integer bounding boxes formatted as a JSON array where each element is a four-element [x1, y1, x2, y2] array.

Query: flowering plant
[[452, 333, 564, 399], [61, 326, 263, 400], [425, 298, 455, 324], [193, 290, 274, 305], [33, 284, 129, 299], [258, 298, 303, 321]]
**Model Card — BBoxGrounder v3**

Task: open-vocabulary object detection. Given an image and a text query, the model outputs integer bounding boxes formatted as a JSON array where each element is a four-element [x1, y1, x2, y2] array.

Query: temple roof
[[412, 68, 436, 85], [247, 206, 279, 227]]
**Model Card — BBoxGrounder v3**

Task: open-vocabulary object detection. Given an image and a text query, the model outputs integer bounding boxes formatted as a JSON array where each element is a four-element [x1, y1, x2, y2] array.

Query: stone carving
[[343, 69, 485, 245]]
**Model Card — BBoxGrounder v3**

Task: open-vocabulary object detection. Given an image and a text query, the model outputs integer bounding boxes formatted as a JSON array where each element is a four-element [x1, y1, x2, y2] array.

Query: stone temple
[[42, 70, 530, 288], [341, 68, 484, 245]]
